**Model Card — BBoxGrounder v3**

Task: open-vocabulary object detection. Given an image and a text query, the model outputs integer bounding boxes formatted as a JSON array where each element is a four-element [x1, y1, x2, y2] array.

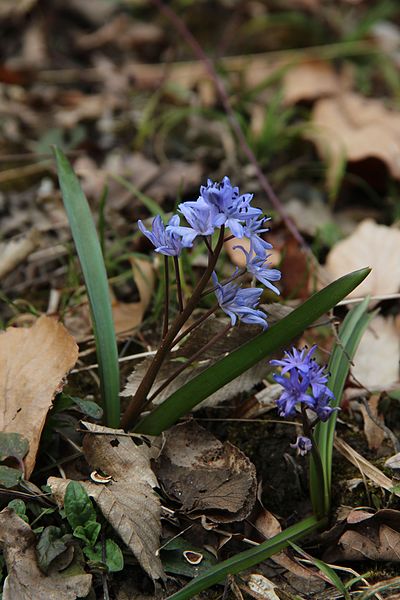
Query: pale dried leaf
[[0, 508, 92, 600], [352, 315, 400, 389], [359, 395, 385, 450], [48, 422, 164, 581], [311, 92, 400, 185], [155, 422, 257, 523], [0, 316, 78, 478], [241, 573, 280, 600], [0, 229, 41, 280], [224, 237, 280, 269], [283, 61, 341, 105], [325, 219, 400, 299]]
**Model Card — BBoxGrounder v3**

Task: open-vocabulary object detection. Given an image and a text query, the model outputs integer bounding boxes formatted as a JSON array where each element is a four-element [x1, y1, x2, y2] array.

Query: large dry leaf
[[0, 316, 78, 478], [311, 92, 400, 186], [48, 422, 164, 581], [324, 219, 400, 299], [121, 318, 266, 409], [352, 315, 400, 389], [0, 508, 92, 600], [155, 421, 257, 523], [324, 509, 400, 563], [283, 60, 343, 105]]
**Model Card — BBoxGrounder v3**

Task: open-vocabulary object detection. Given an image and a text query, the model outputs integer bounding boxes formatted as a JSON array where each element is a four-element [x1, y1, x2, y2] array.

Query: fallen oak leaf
[[0, 315, 78, 478], [48, 422, 164, 581], [0, 508, 92, 600]]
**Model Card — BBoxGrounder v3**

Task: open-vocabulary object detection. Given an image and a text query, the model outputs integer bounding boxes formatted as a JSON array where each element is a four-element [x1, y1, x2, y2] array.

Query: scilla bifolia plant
[[56, 148, 371, 599]]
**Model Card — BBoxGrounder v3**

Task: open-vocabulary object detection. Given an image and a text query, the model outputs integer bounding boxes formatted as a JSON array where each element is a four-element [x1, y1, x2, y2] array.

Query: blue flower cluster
[[271, 346, 336, 421], [138, 177, 281, 329]]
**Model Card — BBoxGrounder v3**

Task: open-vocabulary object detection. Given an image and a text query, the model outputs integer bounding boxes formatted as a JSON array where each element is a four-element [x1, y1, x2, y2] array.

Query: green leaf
[[74, 521, 101, 547], [36, 526, 69, 573], [0, 432, 29, 462], [161, 537, 217, 577], [7, 499, 28, 522], [0, 466, 22, 488], [310, 297, 373, 517], [166, 515, 324, 600], [136, 268, 370, 434], [83, 539, 124, 572], [54, 147, 120, 427], [64, 481, 97, 530]]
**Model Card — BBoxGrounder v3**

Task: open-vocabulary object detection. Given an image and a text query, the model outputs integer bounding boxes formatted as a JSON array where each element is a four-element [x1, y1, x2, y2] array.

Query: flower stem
[[172, 303, 219, 347], [148, 322, 232, 402], [174, 255, 184, 312], [201, 268, 246, 298], [300, 405, 326, 520], [162, 256, 170, 338], [120, 227, 226, 429]]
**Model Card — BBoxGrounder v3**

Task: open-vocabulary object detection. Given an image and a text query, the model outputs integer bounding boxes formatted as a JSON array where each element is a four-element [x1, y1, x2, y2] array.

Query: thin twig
[[163, 256, 170, 338]]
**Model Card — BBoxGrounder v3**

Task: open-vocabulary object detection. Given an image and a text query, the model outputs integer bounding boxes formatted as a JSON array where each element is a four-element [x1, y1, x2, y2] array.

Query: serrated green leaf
[[64, 481, 97, 530], [54, 147, 120, 427], [137, 268, 370, 435]]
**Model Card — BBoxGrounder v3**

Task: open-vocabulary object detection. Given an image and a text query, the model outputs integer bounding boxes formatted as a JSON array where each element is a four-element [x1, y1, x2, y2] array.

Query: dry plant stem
[[172, 303, 219, 347], [120, 227, 226, 429], [174, 255, 184, 312], [149, 322, 232, 402], [151, 0, 305, 249], [201, 268, 246, 298], [163, 256, 169, 338]]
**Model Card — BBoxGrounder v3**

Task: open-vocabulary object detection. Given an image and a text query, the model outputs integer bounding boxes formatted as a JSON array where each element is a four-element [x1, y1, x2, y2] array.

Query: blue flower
[[314, 389, 336, 422], [273, 371, 315, 417], [212, 272, 268, 329], [242, 217, 273, 255], [270, 346, 317, 375], [290, 436, 312, 456], [166, 198, 218, 243], [235, 243, 281, 295], [200, 177, 262, 238], [138, 215, 189, 256]]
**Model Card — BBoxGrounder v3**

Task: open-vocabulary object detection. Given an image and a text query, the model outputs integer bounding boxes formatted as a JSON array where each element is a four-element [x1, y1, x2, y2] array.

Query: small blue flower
[[200, 177, 262, 238], [270, 346, 317, 375], [242, 217, 273, 255], [314, 389, 337, 422], [273, 371, 315, 417], [167, 198, 218, 243], [235, 243, 281, 295], [212, 272, 268, 329], [290, 435, 312, 456], [138, 215, 189, 256]]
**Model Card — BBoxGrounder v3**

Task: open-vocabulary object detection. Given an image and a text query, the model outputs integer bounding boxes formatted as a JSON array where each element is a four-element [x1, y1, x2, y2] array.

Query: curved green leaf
[[136, 268, 370, 434], [54, 147, 120, 427]]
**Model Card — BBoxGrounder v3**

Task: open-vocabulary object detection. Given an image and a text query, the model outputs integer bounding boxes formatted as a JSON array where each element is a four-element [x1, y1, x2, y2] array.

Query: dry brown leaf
[[0, 508, 92, 600], [48, 422, 164, 581], [0, 316, 78, 478], [239, 573, 280, 600], [283, 61, 342, 105], [0, 229, 41, 280], [155, 421, 257, 523], [352, 315, 400, 389], [325, 219, 400, 299], [311, 92, 400, 187]]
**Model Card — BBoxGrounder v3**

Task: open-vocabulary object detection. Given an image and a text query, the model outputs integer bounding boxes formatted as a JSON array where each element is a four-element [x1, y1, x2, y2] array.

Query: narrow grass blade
[[167, 515, 324, 600], [136, 268, 370, 434], [310, 297, 373, 516], [54, 147, 120, 427], [110, 173, 165, 217]]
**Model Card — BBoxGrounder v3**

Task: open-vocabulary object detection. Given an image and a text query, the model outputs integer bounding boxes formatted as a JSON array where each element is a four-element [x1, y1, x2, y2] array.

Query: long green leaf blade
[[167, 515, 324, 600], [54, 147, 120, 427], [137, 268, 370, 434], [310, 297, 373, 515]]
